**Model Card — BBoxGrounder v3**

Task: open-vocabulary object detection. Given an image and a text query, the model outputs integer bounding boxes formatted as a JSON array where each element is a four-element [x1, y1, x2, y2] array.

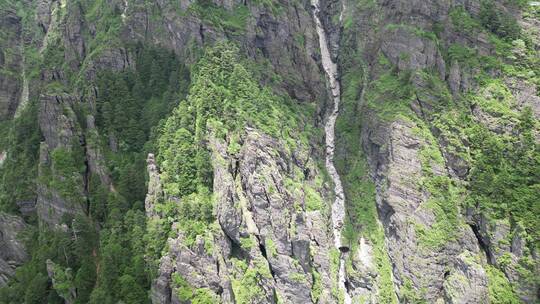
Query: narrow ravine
[[311, 1, 352, 303]]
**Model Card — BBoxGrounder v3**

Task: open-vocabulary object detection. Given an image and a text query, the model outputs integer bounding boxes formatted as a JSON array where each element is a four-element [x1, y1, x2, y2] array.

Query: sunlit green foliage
[[364, 69, 415, 120], [153, 42, 307, 258], [230, 258, 273, 304], [486, 265, 520, 303], [467, 107, 539, 244], [172, 273, 219, 303]]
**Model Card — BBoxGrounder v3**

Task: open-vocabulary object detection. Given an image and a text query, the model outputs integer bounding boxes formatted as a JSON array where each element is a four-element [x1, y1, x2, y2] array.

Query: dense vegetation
[[0, 39, 317, 303], [147, 43, 319, 302], [0, 43, 190, 303], [0, 100, 41, 214]]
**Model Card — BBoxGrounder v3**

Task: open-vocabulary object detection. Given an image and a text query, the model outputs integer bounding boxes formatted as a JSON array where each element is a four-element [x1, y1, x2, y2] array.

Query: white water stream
[[311, 1, 352, 303], [14, 62, 29, 118], [15, 6, 30, 119], [0, 151, 6, 168]]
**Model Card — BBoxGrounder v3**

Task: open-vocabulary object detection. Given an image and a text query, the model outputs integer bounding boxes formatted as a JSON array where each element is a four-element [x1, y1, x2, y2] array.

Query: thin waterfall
[[310, 1, 352, 303]]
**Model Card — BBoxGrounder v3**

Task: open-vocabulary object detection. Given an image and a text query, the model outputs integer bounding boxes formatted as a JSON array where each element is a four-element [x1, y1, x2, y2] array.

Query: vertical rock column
[[311, 1, 352, 303]]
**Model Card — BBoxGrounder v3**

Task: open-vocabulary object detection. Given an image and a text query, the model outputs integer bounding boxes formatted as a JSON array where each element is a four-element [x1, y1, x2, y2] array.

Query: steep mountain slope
[[0, 0, 538, 303]]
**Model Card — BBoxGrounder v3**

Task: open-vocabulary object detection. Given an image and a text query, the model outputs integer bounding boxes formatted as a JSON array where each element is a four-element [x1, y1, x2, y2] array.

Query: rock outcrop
[[348, 0, 539, 302], [0, 212, 27, 286], [36, 93, 86, 227], [151, 128, 338, 303], [119, 0, 325, 103], [0, 8, 23, 120], [363, 117, 490, 302], [145, 153, 163, 218]]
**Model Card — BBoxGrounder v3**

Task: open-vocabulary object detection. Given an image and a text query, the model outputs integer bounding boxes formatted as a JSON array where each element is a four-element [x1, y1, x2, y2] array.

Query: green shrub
[[486, 265, 520, 303], [231, 258, 272, 304], [480, 0, 520, 40]]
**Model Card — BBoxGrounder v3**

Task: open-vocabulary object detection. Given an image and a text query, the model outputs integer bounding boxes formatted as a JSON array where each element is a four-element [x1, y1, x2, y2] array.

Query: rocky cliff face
[[0, 213, 27, 287], [343, 0, 539, 302], [0, 0, 538, 303], [362, 116, 491, 302], [0, 8, 23, 120], [27, 0, 328, 228], [148, 127, 338, 303]]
